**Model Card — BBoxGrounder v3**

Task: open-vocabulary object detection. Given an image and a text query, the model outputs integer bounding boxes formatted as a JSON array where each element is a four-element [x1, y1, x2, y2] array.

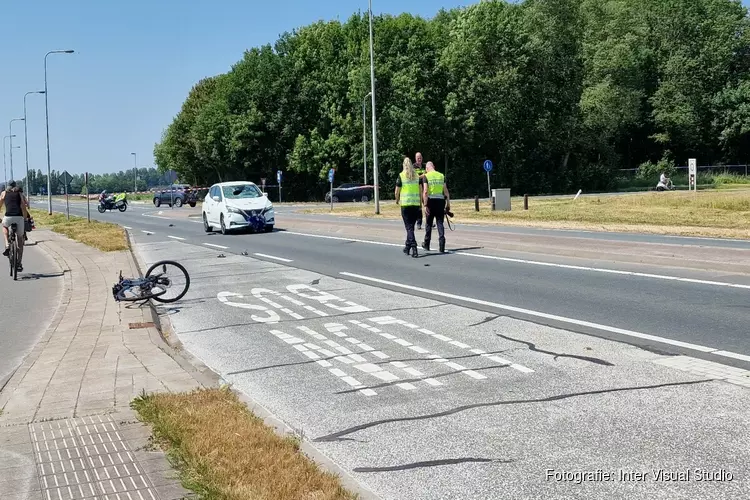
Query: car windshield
[[222, 184, 262, 199]]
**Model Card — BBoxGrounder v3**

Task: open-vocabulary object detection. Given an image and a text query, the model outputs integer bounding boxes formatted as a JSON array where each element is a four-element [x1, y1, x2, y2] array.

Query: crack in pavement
[[469, 315, 502, 327], [496, 333, 615, 366], [312, 379, 713, 442], [353, 457, 514, 473]]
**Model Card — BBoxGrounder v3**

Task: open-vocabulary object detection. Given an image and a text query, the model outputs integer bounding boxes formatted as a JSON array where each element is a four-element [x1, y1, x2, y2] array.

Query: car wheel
[[189, 202, 196, 207], [264, 224, 274, 233], [220, 214, 227, 235], [153, 198, 161, 207], [203, 213, 212, 233], [175, 197, 183, 208], [332, 196, 339, 203], [361, 195, 369, 202]]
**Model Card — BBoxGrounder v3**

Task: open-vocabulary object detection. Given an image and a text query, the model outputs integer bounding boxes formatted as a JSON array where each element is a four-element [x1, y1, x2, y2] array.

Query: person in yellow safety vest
[[422, 161, 451, 253], [413, 152, 426, 230], [395, 156, 425, 258]]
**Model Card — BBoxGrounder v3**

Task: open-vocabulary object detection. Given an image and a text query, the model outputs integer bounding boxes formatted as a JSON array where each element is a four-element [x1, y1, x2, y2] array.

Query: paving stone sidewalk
[[0, 230, 202, 500]]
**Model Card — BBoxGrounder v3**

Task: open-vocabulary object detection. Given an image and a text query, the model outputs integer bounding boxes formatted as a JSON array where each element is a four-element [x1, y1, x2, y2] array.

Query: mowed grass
[[132, 387, 358, 500], [305, 189, 750, 238], [30, 209, 129, 251]]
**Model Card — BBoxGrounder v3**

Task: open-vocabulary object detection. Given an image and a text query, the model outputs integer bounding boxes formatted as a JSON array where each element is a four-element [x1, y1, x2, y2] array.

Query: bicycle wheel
[[145, 260, 190, 303], [10, 239, 17, 281]]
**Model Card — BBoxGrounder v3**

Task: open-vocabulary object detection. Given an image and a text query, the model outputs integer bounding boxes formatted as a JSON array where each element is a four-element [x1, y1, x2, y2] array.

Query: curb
[[125, 231, 382, 500]]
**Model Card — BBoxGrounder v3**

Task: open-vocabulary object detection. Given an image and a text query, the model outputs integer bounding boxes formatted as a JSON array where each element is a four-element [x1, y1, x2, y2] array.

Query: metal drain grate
[[128, 322, 155, 330]]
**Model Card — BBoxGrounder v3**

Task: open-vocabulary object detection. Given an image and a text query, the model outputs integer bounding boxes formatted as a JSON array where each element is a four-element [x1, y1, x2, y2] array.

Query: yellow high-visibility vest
[[425, 170, 445, 198], [399, 172, 420, 206]]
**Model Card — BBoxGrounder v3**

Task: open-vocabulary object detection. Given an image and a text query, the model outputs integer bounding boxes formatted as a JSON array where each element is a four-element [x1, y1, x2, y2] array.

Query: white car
[[202, 182, 275, 234]]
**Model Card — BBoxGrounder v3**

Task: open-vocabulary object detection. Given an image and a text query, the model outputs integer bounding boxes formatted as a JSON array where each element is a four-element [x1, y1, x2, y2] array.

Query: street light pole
[[3, 135, 15, 185], [131, 153, 137, 192], [9, 119, 25, 181], [24, 91, 45, 196], [44, 49, 75, 214], [368, 0, 380, 214], [362, 91, 371, 185]]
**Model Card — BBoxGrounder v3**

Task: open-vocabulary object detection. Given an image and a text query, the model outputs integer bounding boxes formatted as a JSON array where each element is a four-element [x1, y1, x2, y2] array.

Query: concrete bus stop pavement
[[133, 237, 750, 500], [0, 231, 201, 500]]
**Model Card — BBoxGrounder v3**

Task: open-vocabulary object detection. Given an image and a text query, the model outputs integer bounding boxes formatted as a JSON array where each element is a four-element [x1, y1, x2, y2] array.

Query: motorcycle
[[98, 193, 128, 213]]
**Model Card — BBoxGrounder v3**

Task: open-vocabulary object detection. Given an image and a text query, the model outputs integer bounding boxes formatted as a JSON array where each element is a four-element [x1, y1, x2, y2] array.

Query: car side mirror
[[212, 196, 220, 202]]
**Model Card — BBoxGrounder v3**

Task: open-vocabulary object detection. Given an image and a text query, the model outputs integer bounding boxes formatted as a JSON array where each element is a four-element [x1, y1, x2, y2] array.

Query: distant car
[[153, 184, 197, 208], [324, 183, 374, 203], [202, 181, 275, 235]]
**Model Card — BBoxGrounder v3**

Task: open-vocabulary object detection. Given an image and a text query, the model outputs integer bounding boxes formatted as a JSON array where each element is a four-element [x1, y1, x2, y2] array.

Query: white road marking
[[123, 226, 133, 230], [167, 236, 185, 241], [253, 253, 293, 263], [342, 271, 749, 364], [204, 243, 228, 249], [282, 231, 750, 290], [141, 231, 153, 235]]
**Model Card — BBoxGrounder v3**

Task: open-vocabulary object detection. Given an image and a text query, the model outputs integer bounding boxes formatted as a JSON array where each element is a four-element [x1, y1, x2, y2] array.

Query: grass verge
[[304, 189, 750, 239], [30, 209, 129, 251], [131, 387, 358, 500]]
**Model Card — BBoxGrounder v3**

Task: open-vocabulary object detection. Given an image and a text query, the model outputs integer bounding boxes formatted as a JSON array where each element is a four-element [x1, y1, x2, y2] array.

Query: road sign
[[483, 160, 493, 173], [261, 178, 266, 192], [165, 169, 178, 184], [60, 171, 73, 186], [688, 158, 697, 191], [277, 170, 282, 183], [328, 168, 334, 183]]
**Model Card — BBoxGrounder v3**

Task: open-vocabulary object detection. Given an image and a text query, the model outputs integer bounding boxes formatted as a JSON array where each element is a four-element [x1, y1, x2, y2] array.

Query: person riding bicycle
[[0, 181, 31, 272]]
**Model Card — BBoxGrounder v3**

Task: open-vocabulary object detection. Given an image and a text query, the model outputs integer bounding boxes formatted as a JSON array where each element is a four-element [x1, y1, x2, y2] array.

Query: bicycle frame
[[112, 270, 167, 302]]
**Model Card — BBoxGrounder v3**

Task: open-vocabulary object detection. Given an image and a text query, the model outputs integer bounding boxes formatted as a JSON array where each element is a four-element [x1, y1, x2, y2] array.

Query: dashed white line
[[254, 253, 293, 263], [204, 243, 228, 249], [141, 231, 153, 235], [167, 236, 185, 241], [282, 231, 750, 290], [123, 226, 133, 230], [342, 271, 748, 364]]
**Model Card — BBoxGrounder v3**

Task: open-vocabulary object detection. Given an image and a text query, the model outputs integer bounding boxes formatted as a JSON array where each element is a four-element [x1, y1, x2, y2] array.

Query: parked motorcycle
[[98, 193, 128, 213]]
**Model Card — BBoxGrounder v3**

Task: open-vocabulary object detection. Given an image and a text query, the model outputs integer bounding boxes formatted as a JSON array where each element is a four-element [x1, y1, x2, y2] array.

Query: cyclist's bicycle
[[112, 260, 190, 303], [7, 223, 19, 281]]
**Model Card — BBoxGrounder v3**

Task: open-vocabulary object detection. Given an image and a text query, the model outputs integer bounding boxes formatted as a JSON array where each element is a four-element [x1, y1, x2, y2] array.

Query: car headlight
[[226, 206, 243, 215], [262, 205, 273, 214]]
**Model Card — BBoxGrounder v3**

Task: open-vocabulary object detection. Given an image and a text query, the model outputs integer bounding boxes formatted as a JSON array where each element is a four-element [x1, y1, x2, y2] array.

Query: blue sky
[[0, 0, 474, 179], [1, 0, 747, 179]]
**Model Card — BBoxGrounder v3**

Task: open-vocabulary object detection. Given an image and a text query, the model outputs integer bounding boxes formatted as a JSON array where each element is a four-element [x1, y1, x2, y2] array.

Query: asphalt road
[[0, 233, 63, 390], [36, 199, 750, 368], [132, 238, 750, 500]]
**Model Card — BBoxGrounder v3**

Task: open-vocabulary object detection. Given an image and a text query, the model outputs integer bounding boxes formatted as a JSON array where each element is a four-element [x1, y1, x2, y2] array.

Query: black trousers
[[424, 198, 445, 245], [401, 206, 421, 248]]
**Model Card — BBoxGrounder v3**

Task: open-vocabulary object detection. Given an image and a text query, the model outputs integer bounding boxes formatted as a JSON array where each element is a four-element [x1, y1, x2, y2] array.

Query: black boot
[[403, 245, 410, 255], [439, 239, 445, 253], [421, 240, 430, 251], [411, 245, 419, 258]]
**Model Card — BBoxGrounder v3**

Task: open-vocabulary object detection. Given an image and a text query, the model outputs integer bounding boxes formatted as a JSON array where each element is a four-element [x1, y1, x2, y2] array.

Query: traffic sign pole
[[277, 170, 282, 203], [483, 159, 494, 207], [85, 172, 90, 222], [328, 168, 335, 211]]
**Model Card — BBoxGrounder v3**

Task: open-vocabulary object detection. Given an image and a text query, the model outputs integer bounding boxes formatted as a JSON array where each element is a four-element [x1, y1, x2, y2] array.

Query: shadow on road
[[20, 271, 66, 281]]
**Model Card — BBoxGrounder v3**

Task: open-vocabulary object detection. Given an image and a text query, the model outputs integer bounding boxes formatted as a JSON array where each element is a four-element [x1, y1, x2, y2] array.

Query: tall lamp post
[[3, 135, 16, 185], [131, 153, 137, 192], [368, 0, 380, 214], [45, 49, 75, 214], [9, 118, 25, 181], [24, 90, 45, 196], [362, 91, 371, 185]]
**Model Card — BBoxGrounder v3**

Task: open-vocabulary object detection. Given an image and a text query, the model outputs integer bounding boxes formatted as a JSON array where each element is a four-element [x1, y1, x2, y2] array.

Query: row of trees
[[17, 167, 173, 195], [153, 0, 750, 199]]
